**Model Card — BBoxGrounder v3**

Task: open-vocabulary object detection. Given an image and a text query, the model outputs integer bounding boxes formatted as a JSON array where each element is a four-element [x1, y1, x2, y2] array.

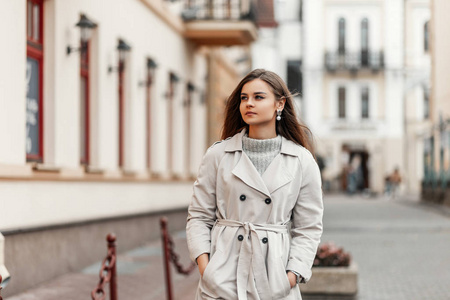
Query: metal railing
[[91, 234, 118, 300], [325, 51, 384, 72], [182, 0, 256, 22], [160, 217, 196, 300]]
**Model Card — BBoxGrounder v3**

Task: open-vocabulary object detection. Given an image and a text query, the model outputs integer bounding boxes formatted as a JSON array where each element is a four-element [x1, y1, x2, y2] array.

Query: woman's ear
[[278, 98, 286, 110]]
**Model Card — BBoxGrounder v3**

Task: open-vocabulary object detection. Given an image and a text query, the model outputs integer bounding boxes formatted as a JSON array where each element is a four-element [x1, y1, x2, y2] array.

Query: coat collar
[[226, 128, 296, 196], [224, 128, 299, 157]]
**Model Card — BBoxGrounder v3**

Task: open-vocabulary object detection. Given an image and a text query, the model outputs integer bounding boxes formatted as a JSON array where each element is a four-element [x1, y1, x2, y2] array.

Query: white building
[[303, 0, 407, 194], [404, 0, 431, 195], [251, 0, 304, 119], [0, 0, 256, 296]]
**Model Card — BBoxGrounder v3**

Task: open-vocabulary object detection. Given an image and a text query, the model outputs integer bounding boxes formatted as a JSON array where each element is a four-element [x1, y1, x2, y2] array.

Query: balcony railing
[[181, 0, 257, 46], [181, 0, 256, 22], [325, 51, 384, 72]]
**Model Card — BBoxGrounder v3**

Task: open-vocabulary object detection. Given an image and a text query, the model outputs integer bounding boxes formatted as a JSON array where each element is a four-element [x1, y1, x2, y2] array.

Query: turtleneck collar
[[242, 134, 282, 153]]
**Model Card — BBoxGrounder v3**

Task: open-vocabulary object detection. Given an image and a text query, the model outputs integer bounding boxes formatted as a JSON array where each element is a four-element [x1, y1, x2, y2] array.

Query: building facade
[[422, 0, 450, 206], [303, 0, 406, 194], [251, 0, 304, 121], [404, 0, 431, 196], [0, 0, 256, 295]]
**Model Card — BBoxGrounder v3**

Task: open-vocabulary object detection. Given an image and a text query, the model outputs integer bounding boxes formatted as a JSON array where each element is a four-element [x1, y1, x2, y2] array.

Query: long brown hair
[[221, 69, 315, 156]]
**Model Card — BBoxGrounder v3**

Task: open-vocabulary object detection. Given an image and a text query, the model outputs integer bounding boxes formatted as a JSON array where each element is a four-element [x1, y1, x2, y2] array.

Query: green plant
[[313, 242, 351, 267]]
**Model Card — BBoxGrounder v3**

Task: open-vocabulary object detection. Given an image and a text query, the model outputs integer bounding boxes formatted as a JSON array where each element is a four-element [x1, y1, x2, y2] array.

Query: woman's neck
[[248, 125, 277, 140]]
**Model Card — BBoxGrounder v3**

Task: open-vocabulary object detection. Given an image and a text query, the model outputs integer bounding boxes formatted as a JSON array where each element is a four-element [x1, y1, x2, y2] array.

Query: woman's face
[[239, 79, 283, 128]]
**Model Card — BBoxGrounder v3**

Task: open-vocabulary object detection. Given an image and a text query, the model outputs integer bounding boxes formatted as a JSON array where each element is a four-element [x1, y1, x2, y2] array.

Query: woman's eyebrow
[[240, 91, 267, 95]]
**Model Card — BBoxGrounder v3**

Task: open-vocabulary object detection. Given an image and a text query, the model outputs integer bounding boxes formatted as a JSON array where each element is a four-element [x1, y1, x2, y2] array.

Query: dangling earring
[[276, 109, 282, 121]]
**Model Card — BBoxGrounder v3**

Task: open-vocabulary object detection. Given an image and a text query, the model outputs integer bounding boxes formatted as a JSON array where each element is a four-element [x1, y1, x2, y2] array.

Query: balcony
[[181, 0, 258, 46], [325, 51, 384, 73]]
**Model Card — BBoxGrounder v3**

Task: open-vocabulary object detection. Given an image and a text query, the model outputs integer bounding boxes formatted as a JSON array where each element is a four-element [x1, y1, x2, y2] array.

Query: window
[[361, 18, 369, 66], [185, 83, 195, 174], [424, 87, 430, 119], [118, 42, 126, 168], [145, 59, 156, 170], [424, 21, 430, 52], [361, 87, 369, 119], [167, 73, 179, 174], [80, 41, 90, 165], [287, 60, 302, 95], [338, 18, 346, 54], [26, 0, 44, 162], [338, 87, 346, 119]]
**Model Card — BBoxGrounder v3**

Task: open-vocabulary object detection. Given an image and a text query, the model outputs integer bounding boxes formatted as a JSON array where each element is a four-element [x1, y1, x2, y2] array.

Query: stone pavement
[[5, 194, 450, 300]]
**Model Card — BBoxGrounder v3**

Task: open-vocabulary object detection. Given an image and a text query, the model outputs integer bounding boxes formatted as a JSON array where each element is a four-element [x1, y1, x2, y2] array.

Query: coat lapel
[[262, 154, 294, 194], [232, 151, 271, 197], [226, 128, 297, 197]]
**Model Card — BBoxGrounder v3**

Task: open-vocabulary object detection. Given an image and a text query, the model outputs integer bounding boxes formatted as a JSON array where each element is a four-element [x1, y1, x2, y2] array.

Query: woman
[[186, 69, 323, 300]]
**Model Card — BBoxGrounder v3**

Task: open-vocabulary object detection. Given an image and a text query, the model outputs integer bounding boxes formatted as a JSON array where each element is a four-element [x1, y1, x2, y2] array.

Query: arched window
[[338, 18, 346, 54], [361, 18, 369, 66], [424, 21, 430, 52]]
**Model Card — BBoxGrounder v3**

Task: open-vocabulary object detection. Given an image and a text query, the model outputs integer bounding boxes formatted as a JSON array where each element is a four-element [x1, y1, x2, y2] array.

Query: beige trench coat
[[186, 129, 323, 300]]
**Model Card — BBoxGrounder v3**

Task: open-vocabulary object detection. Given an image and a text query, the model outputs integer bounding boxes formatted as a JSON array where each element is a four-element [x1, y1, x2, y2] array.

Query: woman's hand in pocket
[[287, 271, 297, 288], [196, 253, 210, 277]]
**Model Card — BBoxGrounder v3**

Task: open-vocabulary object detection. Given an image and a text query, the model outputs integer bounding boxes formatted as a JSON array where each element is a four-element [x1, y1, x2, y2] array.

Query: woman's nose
[[246, 98, 255, 107]]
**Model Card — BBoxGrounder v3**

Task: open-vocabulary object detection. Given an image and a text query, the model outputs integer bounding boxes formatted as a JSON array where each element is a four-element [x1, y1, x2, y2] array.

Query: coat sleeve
[[286, 152, 324, 283], [186, 145, 219, 263]]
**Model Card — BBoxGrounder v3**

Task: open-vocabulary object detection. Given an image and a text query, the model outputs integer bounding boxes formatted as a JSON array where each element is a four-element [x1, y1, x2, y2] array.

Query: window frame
[[185, 83, 195, 175], [26, 0, 44, 162], [361, 18, 369, 66], [424, 21, 430, 53], [424, 86, 430, 119], [167, 73, 178, 174], [338, 86, 346, 119], [361, 86, 369, 119], [338, 18, 346, 55], [118, 59, 125, 168], [145, 59, 156, 170], [80, 41, 90, 165]]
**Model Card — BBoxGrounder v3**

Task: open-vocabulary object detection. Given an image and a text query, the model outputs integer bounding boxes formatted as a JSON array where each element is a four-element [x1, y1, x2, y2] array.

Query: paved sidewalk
[[5, 194, 450, 300], [5, 231, 200, 300]]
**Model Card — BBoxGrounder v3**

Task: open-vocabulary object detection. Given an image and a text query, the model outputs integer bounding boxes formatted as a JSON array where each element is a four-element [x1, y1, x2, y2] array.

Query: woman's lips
[[245, 112, 256, 115]]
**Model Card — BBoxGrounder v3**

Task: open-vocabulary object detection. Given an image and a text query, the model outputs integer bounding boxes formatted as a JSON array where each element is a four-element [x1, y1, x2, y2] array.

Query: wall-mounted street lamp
[[170, 73, 180, 83], [139, 58, 158, 87], [166, 72, 181, 99], [66, 14, 97, 55], [108, 39, 131, 73]]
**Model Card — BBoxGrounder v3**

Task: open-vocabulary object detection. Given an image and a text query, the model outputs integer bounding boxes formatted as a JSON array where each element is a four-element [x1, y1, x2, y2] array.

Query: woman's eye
[[240, 96, 247, 101], [256, 95, 264, 100]]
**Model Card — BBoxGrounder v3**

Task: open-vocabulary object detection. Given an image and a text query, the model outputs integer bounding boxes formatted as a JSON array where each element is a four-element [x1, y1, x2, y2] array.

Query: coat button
[[262, 237, 268, 244], [240, 194, 246, 201], [265, 198, 272, 205], [238, 235, 244, 241]]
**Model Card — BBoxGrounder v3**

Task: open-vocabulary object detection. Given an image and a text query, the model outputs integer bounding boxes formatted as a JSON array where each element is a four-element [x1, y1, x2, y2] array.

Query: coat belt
[[215, 219, 288, 300]]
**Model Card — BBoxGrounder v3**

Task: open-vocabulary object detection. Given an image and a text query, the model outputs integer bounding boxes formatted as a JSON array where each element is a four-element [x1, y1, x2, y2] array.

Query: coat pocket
[[267, 255, 292, 299], [200, 249, 223, 298]]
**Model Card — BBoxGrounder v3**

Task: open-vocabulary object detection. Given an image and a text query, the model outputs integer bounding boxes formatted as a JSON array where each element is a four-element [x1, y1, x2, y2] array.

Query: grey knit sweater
[[242, 134, 282, 175]]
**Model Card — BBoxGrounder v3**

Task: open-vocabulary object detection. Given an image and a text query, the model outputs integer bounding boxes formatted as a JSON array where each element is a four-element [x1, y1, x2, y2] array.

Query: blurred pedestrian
[[389, 168, 402, 199], [347, 154, 363, 194], [186, 69, 324, 299]]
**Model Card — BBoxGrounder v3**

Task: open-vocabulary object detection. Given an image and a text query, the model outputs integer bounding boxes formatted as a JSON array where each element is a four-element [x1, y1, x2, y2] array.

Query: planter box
[[299, 261, 358, 295]]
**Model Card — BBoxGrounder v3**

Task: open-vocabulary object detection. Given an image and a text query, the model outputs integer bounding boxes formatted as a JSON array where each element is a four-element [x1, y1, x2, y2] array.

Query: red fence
[[91, 234, 118, 300], [160, 217, 196, 300], [89, 218, 195, 300]]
